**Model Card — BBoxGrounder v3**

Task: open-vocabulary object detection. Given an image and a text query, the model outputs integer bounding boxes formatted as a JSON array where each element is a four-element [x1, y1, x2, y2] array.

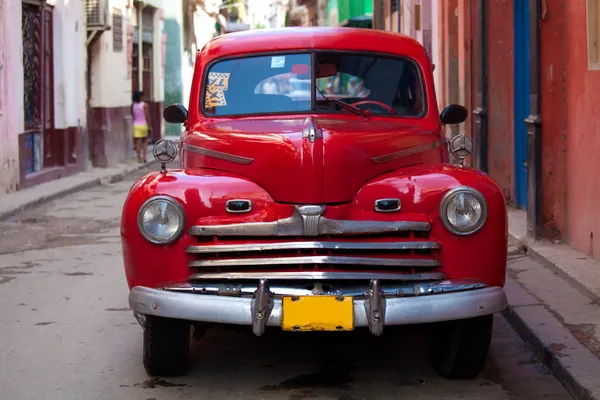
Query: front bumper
[[129, 279, 507, 336]]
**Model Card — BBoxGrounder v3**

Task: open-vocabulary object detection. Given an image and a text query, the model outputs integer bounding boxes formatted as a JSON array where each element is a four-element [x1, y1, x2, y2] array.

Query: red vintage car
[[122, 27, 508, 379]]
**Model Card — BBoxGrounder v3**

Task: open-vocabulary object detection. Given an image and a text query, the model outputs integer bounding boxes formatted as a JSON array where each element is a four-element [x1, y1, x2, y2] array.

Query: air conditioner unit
[[86, 0, 110, 29]]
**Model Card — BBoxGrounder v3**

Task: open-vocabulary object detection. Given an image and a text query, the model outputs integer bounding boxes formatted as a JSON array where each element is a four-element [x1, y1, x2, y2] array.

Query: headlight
[[439, 187, 487, 235], [137, 196, 186, 244]]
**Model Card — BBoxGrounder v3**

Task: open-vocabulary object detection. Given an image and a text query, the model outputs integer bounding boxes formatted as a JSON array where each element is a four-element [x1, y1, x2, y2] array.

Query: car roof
[[198, 27, 426, 62]]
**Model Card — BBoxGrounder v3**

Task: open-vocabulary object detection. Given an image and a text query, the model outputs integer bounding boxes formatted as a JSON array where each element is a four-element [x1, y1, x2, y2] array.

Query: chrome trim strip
[[189, 205, 430, 237], [129, 286, 507, 329], [186, 241, 441, 254], [182, 143, 254, 165], [187, 271, 446, 281], [371, 140, 444, 164], [189, 255, 440, 268]]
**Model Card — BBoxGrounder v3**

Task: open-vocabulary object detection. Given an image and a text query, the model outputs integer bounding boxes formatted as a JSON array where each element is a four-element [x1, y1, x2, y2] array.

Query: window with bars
[[21, 0, 54, 173], [390, 0, 398, 14], [113, 8, 123, 52]]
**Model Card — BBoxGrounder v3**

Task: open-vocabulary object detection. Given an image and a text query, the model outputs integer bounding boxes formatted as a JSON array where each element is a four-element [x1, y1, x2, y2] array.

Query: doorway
[[513, 0, 530, 210]]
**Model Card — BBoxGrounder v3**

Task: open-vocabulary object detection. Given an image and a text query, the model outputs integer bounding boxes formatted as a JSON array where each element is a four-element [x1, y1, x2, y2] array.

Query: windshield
[[202, 52, 426, 118]]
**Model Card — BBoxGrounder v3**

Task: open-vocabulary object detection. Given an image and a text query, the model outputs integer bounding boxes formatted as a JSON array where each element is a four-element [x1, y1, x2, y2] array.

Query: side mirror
[[163, 103, 188, 124], [440, 104, 468, 125]]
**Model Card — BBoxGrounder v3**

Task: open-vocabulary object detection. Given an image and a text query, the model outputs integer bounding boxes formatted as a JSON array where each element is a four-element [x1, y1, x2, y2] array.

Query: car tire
[[429, 314, 493, 379], [143, 315, 191, 377]]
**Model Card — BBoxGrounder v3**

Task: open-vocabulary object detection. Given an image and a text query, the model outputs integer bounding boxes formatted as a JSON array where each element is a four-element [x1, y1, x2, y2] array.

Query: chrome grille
[[187, 214, 440, 277], [187, 236, 441, 275]]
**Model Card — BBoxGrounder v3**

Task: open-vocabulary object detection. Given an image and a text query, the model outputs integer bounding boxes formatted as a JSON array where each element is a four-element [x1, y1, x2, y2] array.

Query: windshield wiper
[[315, 86, 368, 118]]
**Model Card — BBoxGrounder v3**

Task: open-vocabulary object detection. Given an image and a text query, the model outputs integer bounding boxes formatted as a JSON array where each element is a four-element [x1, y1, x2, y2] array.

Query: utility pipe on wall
[[138, 3, 144, 94], [397, 0, 401, 32], [525, 0, 542, 239], [473, 0, 488, 173]]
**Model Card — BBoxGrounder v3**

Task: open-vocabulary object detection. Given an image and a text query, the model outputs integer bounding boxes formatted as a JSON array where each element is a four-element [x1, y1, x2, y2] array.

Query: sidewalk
[[505, 208, 600, 400], [0, 148, 157, 221]]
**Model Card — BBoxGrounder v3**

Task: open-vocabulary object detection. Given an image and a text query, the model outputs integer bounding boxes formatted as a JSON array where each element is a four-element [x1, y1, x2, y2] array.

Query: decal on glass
[[205, 72, 230, 107], [271, 56, 285, 68]]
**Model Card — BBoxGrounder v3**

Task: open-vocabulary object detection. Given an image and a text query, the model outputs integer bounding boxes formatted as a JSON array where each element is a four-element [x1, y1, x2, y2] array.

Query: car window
[[202, 52, 425, 118], [204, 53, 312, 116], [317, 73, 369, 99], [314, 52, 425, 117]]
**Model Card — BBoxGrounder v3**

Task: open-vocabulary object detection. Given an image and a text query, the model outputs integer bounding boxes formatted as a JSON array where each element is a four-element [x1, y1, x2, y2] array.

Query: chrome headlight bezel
[[439, 186, 488, 236], [137, 195, 186, 245]]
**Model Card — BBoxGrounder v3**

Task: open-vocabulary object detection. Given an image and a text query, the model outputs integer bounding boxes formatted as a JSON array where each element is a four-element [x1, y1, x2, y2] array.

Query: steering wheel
[[350, 100, 397, 115]]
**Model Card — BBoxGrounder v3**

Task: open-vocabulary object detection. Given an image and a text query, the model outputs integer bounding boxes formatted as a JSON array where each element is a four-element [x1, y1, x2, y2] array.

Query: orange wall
[[539, 0, 568, 240], [566, 0, 600, 257], [485, 0, 515, 202]]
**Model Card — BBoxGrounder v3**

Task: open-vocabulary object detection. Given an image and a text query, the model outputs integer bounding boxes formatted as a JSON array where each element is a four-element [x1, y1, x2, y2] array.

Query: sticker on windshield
[[271, 56, 285, 68], [205, 72, 231, 107]]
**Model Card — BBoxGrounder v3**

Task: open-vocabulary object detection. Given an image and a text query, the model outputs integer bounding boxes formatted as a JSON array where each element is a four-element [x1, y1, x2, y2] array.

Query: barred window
[[113, 8, 123, 52]]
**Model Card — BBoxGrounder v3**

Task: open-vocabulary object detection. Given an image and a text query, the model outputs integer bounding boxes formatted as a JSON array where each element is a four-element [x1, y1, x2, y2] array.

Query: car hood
[[183, 116, 445, 204]]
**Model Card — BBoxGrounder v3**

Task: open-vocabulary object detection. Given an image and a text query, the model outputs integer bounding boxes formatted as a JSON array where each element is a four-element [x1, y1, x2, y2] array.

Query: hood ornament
[[302, 117, 322, 143], [153, 138, 179, 172], [449, 134, 474, 168]]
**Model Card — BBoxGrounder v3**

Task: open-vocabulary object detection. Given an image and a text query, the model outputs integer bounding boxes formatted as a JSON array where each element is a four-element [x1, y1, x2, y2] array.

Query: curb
[[502, 303, 600, 400], [504, 235, 600, 400], [0, 160, 158, 222], [509, 233, 600, 316]]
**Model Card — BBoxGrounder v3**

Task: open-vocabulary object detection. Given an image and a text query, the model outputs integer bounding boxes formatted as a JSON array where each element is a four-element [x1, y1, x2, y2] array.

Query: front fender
[[354, 164, 507, 287], [121, 168, 284, 289]]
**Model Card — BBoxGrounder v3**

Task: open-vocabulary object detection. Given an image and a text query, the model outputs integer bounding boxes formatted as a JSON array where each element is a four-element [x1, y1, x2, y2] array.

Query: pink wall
[[566, 0, 600, 257], [0, 0, 24, 194], [539, 0, 568, 240], [485, 0, 515, 202]]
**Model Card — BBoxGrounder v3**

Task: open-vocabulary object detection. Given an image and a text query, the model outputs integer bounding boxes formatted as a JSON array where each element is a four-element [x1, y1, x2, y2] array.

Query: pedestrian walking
[[132, 90, 152, 163]]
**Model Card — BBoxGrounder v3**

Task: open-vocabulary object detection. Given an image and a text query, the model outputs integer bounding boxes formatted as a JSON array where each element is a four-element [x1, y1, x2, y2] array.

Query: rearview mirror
[[440, 104, 468, 125], [163, 103, 188, 124]]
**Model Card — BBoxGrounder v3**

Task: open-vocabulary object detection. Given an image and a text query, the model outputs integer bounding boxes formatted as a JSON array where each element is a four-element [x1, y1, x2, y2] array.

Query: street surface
[[0, 166, 573, 400]]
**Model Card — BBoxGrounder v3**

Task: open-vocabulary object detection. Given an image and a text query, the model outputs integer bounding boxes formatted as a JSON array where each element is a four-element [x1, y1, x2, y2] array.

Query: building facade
[[87, 0, 166, 168], [374, 0, 442, 116], [433, 0, 600, 261], [0, 0, 87, 194], [163, 0, 227, 137], [0, 0, 171, 196]]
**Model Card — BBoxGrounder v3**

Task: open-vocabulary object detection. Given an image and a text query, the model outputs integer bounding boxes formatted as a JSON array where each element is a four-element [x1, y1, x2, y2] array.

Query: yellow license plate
[[281, 296, 354, 332]]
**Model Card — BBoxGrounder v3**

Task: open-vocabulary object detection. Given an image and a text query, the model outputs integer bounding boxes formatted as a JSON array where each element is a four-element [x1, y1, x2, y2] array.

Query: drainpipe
[[473, 0, 488, 173], [397, 0, 401, 32], [525, 0, 542, 239], [138, 3, 144, 94]]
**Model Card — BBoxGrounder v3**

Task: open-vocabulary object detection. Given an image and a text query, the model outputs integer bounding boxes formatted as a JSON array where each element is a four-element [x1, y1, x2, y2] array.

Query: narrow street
[[0, 166, 572, 400]]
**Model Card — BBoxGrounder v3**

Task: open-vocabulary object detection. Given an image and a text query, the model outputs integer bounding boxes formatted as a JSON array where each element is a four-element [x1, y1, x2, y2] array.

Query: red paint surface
[[539, 0, 567, 239], [121, 28, 507, 291], [566, 1, 600, 257], [122, 165, 507, 289], [183, 116, 442, 204], [485, 0, 515, 203]]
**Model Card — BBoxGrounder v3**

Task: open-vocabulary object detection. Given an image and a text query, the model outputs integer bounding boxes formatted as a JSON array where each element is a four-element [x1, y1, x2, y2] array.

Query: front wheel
[[429, 314, 494, 379], [143, 315, 191, 376]]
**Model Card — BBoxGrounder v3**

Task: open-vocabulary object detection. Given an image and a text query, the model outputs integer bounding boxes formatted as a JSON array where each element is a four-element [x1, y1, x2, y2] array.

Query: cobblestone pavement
[[0, 166, 573, 400]]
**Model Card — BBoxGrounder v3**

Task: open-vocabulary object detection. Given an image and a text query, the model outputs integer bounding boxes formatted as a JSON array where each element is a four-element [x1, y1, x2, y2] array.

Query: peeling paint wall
[[485, 0, 515, 203], [0, 0, 24, 194], [566, 0, 600, 257], [540, 0, 568, 240], [51, 0, 87, 130], [89, 0, 134, 109]]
